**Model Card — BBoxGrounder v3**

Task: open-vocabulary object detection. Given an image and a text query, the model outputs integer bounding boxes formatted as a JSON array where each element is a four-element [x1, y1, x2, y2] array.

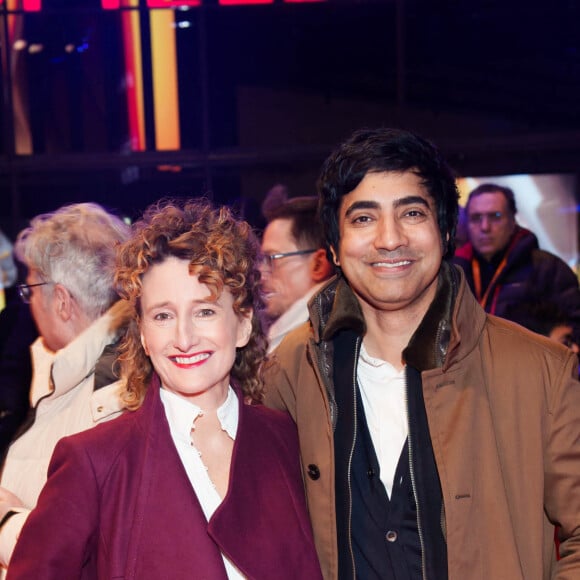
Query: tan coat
[[264, 266, 580, 580]]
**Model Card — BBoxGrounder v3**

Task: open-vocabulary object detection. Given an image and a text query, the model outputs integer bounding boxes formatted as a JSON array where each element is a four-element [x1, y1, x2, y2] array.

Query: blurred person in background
[[0, 203, 131, 576], [453, 183, 580, 336], [0, 230, 18, 313], [0, 299, 37, 458], [0, 252, 37, 456], [505, 298, 580, 391], [505, 300, 579, 353], [260, 195, 334, 352]]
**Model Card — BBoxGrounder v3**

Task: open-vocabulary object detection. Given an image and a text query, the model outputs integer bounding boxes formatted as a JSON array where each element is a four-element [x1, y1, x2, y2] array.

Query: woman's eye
[[154, 312, 171, 321], [151, 312, 174, 326], [197, 308, 215, 318]]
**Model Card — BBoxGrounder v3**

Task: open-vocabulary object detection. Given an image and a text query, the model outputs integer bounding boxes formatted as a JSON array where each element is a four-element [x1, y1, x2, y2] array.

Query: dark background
[[1, 0, 579, 237]]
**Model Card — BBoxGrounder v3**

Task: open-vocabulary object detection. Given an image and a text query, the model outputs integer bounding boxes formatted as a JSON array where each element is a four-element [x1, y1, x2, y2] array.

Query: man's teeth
[[174, 353, 210, 364], [374, 260, 411, 267]]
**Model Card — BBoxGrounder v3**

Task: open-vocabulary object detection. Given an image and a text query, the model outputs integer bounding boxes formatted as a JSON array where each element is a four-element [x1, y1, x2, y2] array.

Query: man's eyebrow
[[344, 200, 379, 218], [344, 196, 431, 218], [393, 195, 431, 209]]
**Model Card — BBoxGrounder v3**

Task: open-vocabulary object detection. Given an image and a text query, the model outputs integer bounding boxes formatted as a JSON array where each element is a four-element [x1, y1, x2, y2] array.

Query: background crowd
[[0, 127, 578, 578]]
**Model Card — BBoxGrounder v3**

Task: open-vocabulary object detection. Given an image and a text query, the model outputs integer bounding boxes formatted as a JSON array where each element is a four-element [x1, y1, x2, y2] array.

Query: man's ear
[[311, 249, 334, 282], [329, 245, 340, 267], [54, 284, 73, 322], [444, 232, 450, 252]]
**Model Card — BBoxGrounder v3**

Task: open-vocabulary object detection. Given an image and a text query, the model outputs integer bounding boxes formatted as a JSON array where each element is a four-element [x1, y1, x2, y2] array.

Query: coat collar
[[309, 262, 487, 373], [307, 275, 365, 344], [47, 299, 131, 397], [404, 261, 457, 371]]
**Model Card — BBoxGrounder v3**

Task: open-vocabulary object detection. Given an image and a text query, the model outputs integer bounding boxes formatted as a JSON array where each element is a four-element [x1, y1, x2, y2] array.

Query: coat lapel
[[209, 400, 322, 579], [124, 377, 227, 579]]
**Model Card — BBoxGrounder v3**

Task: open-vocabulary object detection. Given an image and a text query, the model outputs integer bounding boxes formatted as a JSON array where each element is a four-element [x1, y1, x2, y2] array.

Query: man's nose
[[374, 216, 407, 250], [258, 264, 272, 280], [479, 216, 492, 231]]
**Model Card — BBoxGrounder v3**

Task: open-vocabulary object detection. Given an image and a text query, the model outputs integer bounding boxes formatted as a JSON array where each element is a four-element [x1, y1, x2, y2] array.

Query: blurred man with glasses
[[0, 203, 131, 577], [453, 183, 580, 336], [260, 196, 334, 352]]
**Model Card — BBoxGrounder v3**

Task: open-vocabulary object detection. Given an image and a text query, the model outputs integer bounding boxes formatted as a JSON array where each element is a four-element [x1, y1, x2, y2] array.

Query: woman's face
[[139, 257, 252, 409]]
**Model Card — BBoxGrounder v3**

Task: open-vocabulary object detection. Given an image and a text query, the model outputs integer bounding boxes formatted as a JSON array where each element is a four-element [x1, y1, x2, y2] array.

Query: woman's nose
[[174, 319, 197, 351]]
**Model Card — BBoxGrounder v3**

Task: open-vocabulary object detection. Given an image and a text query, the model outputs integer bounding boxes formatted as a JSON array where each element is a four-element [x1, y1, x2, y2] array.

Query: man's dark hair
[[266, 196, 327, 252], [466, 183, 518, 216], [504, 300, 570, 338], [316, 127, 460, 260]]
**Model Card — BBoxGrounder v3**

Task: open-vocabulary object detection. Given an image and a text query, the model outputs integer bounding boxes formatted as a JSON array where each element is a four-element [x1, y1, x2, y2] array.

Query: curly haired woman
[[8, 199, 322, 580]]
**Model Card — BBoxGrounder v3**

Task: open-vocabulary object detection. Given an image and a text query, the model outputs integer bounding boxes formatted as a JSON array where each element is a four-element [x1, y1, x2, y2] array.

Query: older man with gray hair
[[0, 203, 131, 575]]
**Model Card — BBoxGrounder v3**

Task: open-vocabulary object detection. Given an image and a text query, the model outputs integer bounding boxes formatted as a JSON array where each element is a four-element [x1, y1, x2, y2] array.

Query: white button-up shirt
[[357, 344, 408, 499], [160, 386, 245, 579]]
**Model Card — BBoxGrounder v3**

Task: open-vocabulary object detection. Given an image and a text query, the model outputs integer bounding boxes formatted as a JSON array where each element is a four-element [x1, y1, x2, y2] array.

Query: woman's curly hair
[[115, 198, 267, 410]]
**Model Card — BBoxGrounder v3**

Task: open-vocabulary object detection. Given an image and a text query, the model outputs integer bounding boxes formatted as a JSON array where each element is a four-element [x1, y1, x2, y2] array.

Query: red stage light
[[147, 0, 201, 6], [219, 0, 273, 4], [17, 0, 326, 13], [22, 0, 42, 10]]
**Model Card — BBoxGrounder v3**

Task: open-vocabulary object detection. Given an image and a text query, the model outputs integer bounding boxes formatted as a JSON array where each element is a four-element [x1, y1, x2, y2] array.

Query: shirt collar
[[160, 385, 239, 444], [359, 343, 405, 381], [267, 282, 326, 352], [360, 342, 390, 368]]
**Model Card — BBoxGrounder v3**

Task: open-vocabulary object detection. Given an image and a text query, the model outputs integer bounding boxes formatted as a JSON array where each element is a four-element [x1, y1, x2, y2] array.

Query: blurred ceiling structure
[[0, 0, 579, 229]]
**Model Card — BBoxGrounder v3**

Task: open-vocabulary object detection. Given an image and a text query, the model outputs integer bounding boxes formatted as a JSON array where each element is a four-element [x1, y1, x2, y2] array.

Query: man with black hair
[[264, 128, 580, 579]]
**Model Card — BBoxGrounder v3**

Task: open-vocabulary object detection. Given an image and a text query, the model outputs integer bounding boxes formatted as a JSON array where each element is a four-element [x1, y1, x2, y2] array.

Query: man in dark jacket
[[263, 128, 580, 580], [453, 183, 580, 336]]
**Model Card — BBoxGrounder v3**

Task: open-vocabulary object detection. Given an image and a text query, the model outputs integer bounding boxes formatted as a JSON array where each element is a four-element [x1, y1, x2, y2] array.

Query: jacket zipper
[[312, 294, 337, 428], [405, 375, 427, 580], [407, 318, 447, 579], [346, 337, 361, 579]]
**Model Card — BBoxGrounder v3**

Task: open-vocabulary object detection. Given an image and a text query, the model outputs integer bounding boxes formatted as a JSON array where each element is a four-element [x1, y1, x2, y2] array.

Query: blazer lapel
[[209, 400, 320, 579], [124, 377, 227, 579]]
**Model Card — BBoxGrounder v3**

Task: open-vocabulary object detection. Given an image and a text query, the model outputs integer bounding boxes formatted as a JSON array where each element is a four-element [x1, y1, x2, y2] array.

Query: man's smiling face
[[332, 171, 443, 317]]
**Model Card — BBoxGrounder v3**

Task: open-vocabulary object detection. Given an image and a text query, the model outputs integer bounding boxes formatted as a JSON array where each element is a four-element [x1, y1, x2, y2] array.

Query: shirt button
[[307, 464, 320, 480], [386, 530, 398, 543], [96, 406, 104, 413]]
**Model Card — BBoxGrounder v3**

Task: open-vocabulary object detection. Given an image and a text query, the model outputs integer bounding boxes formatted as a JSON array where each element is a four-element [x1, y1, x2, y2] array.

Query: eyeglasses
[[17, 282, 51, 304], [560, 335, 578, 350], [468, 211, 505, 225], [259, 249, 316, 270]]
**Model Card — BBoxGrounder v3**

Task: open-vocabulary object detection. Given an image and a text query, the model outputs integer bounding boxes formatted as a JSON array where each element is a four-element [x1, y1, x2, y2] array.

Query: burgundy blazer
[[8, 376, 322, 579]]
